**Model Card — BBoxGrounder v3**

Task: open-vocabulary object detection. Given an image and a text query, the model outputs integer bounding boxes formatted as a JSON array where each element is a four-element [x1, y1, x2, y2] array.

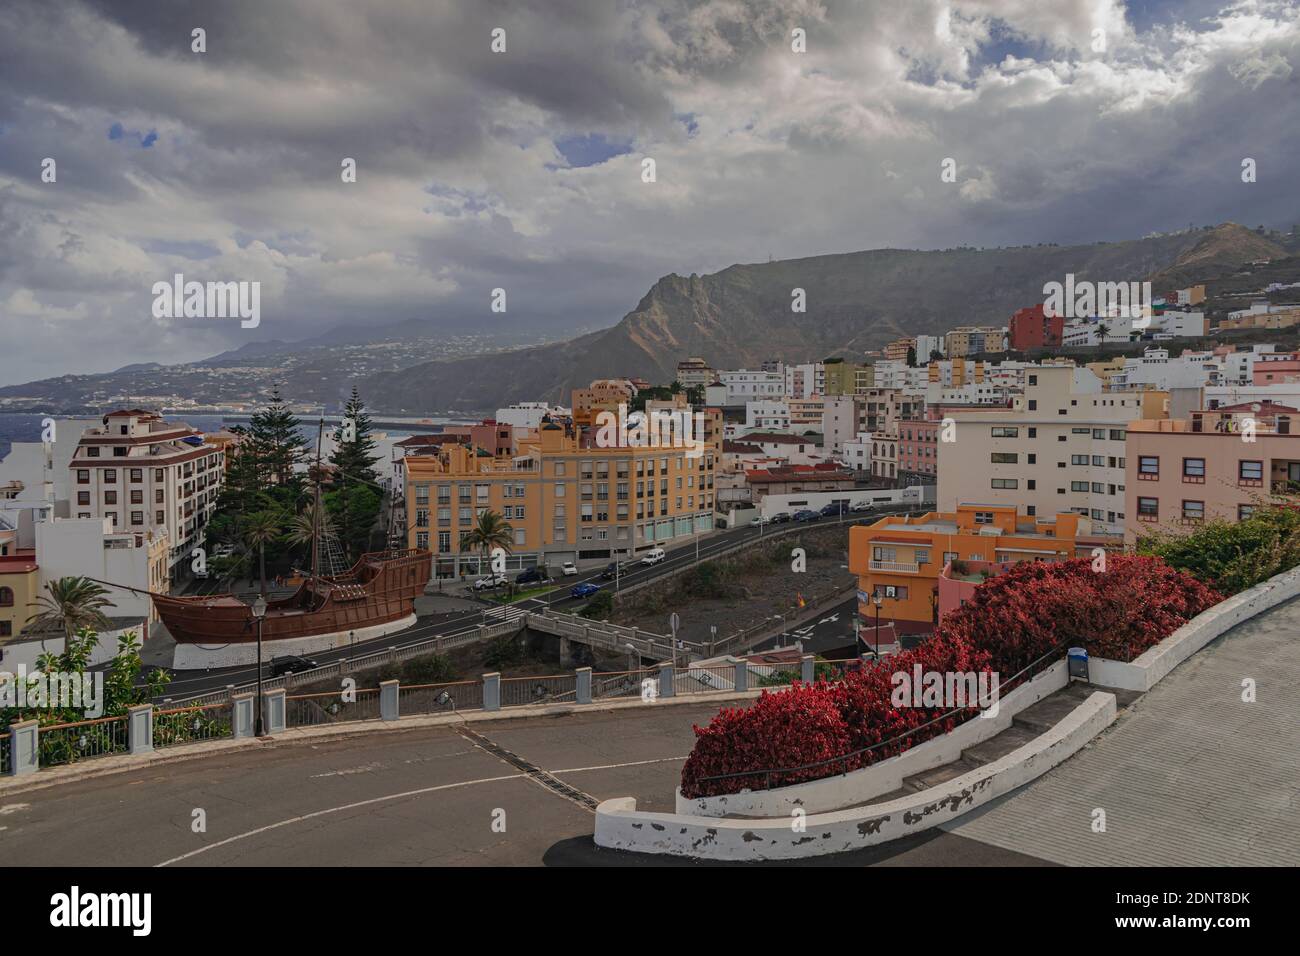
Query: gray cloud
[[1, 0, 1298, 383]]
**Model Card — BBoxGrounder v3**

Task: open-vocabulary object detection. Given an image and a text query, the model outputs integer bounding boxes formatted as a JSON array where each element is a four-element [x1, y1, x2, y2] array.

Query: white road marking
[[154, 772, 526, 867], [550, 756, 688, 774], [0, 803, 30, 815]]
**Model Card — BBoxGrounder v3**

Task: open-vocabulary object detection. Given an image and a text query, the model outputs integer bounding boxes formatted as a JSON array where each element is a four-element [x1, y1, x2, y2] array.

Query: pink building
[[1252, 352, 1300, 385], [1125, 401, 1300, 543], [896, 418, 938, 479]]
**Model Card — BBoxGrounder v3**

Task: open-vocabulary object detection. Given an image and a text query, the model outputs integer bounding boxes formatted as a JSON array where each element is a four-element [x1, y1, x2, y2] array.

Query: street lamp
[[872, 592, 883, 661], [252, 594, 267, 737]]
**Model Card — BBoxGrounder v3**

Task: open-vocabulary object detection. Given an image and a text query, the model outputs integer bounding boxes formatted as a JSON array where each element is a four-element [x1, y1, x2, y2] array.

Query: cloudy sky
[[1, 0, 1298, 383]]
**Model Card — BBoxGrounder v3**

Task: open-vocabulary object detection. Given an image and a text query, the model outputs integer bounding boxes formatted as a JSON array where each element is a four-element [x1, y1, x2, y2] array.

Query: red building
[[1009, 304, 1063, 351]]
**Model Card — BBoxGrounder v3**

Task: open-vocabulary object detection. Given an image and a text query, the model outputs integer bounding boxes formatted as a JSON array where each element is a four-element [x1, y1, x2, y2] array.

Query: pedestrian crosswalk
[[480, 603, 532, 623]]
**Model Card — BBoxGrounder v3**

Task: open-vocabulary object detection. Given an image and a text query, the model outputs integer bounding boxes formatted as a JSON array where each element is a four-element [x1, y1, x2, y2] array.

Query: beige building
[[406, 424, 717, 578], [69, 410, 224, 578], [946, 326, 1007, 358], [937, 365, 1167, 535], [1125, 401, 1300, 542]]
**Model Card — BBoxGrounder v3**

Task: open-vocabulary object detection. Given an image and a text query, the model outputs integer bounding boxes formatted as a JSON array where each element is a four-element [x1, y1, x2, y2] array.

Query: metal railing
[[0, 734, 10, 775], [500, 674, 578, 708], [592, 669, 657, 701], [399, 681, 483, 716], [285, 688, 382, 727], [153, 702, 233, 748], [37, 716, 130, 768], [693, 642, 1071, 794]]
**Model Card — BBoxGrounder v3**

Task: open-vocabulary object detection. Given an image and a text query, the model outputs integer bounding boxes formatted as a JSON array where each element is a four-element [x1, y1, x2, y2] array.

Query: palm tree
[[283, 501, 333, 566], [26, 576, 115, 642], [242, 510, 283, 597], [1096, 322, 1110, 345], [461, 509, 514, 576]]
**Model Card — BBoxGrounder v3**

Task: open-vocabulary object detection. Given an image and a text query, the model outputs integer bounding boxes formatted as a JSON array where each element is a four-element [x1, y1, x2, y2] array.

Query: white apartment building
[[1110, 348, 1218, 392], [69, 410, 225, 578], [495, 402, 568, 429], [821, 396, 860, 454], [35, 516, 169, 622], [676, 357, 715, 389], [0, 418, 100, 511], [745, 400, 790, 431], [783, 362, 825, 400], [872, 361, 928, 392], [937, 365, 1168, 535], [1205, 381, 1300, 410], [915, 334, 946, 361], [717, 368, 785, 404]]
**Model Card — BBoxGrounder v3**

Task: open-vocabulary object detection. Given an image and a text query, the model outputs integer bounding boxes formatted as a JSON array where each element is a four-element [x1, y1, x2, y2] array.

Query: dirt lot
[[605, 525, 856, 646]]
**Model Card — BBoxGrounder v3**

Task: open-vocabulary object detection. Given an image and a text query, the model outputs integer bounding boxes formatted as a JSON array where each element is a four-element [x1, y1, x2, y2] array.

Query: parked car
[[792, 509, 820, 522], [561, 561, 579, 576], [641, 547, 666, 565], [571, 582, 601, 599], [599, 561, 623, 580], [270, 655, 318, 677], [770, 512, 792, 524], [820, 502, 848, 517], [473, 574, 508, 590], [850, 501, 874, 513], [516, 567, 545, 585], [750, 514, 772, 527]]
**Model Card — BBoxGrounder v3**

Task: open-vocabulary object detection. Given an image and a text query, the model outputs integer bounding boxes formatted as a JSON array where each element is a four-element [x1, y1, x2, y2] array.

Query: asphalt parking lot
[[0, 702, 1051, 867]]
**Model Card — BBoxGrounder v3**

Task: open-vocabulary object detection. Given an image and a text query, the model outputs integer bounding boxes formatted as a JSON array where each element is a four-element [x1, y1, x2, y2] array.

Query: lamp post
[[252, 594, 267, 737], [872, 592, 882, 661]]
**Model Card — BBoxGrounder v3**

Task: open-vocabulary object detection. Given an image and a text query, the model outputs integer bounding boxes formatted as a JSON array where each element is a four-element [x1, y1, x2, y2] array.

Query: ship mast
[[310, 416, 324, 581]]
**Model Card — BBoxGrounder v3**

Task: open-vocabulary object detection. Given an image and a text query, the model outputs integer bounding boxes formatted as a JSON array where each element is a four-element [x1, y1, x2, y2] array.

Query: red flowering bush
[[936, 556, 1221, 672], [680, 555, 1220, 799], [680, 682, 852, 797]]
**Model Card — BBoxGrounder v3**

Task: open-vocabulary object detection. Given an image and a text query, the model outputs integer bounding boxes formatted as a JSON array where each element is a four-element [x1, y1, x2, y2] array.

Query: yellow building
[[406, 423, 717, 579], [1085, 357, 1127, 389], [946, 326, 1007, 358], [572, 379, 636, 428], [884, 338, 915, 363], [0, 555, 39, 644], [823, 360, 865, 396]]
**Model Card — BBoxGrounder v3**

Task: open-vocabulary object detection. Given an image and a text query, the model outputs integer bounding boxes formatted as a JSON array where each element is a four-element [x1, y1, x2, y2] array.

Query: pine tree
[[329, 386, 381, 489], [248, 386, 307, 490]]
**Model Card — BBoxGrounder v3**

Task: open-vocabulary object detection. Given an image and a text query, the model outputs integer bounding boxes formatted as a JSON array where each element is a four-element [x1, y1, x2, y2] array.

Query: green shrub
[[483, 633, 525, 670], [577, 590, 614, 620], [402, 654, 457, 685], [1137, 504, 1300, 594]]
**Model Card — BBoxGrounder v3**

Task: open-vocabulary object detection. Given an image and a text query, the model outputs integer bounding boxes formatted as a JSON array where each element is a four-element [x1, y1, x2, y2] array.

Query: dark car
[[599, 562, 622, 580], [269, 655, 318, 677], [792, 509, 820, 522], [820, 502, 848, 517], [571, 582, 601, 599], [770, 512, 793, 524], [516, 567, 544, 585]]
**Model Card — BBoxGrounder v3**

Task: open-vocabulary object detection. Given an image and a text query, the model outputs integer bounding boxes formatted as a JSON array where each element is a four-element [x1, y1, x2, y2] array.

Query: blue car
[[571, 582, 601, 599], [792, 509, 819, 522]]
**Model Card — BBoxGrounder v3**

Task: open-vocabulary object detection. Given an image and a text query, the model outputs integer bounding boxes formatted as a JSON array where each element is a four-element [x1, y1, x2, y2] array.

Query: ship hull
[[169, 613, 418, 670], [152, 549, 432, 647]]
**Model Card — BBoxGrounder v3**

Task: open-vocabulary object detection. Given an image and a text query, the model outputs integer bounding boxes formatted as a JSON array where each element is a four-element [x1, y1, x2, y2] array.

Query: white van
[[641, 548, 666, 566]]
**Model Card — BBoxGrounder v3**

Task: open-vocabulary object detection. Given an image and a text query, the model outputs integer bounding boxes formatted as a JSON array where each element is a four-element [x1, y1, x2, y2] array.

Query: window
[[1110, 429, 1126, 441], [155, 510, 164, 523], [1071, 481, 1089, 492], [130, 490, 143, 504], [1238, 504, 1256, 521], [990, 452, 1018, 464], [1239, 460, 1263, 483], [104, 469, 116, 484], [1071, 455, 1089, 465], [1138, 456, 1159, 478], [914, 548, 930, 565], [1137, 497, 1159, 519], [77, 491, 90, 506], [973, 511, 994, 525], [991, 478, 1018, 489], [131, 511, 143, 526], [87, 446, 100, 457], [990, 427, 1018, 438], [513, 529, 526, 546], [872, 546, 897, 562], [154, 468, 165, 482], [554, 462, 567, 477], [104, 491, 117, 505], [1028, 428, 1037, 438], [1182, 500, 1205, 522], [1183, 458, 1206, 481], [0, 586, 13, 607], [1027, 400, 1037, 410], [77, 469, 89, 484]]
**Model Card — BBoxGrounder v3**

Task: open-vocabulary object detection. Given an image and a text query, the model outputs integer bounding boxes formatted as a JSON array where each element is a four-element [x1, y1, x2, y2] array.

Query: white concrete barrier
[[171, 614, 418, 669], [1088, 564, 1300, 693], [675, 660, 1068, 818], [597, 691, 1117, 860]]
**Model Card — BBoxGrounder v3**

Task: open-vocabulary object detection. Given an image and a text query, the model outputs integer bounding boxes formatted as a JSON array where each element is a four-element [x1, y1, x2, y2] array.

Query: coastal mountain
[[363, 223, 1290, 413]]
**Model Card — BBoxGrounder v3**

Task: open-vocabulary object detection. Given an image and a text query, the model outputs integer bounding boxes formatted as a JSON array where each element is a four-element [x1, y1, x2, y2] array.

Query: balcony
[[870, 559, 919, 573]]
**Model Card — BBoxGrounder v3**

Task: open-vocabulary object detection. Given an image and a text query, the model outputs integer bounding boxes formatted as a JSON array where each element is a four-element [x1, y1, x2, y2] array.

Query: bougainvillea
[[680, 556, 1221, 799]]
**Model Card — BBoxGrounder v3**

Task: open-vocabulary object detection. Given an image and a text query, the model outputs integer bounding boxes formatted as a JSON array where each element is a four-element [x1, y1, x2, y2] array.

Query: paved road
[[0, 702, 1048, 867], [153, 508, 915, 702], [942, 595, 1300, 866]]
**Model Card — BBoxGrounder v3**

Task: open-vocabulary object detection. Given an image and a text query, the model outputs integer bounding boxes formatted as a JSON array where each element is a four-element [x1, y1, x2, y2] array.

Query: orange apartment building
[[1124, 401, 1300, 543], [405, 423, 717, 579], [571, 379, 637, 428], [848, 504, 1095, 634]]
